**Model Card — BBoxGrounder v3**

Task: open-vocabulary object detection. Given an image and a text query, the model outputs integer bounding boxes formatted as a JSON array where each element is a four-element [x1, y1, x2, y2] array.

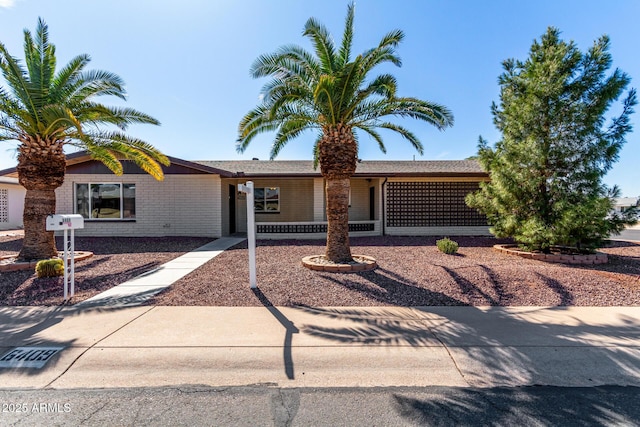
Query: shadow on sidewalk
[[292, 305, 640, 387], [0, 305, 134, 379], [252, 288, 299, 380]]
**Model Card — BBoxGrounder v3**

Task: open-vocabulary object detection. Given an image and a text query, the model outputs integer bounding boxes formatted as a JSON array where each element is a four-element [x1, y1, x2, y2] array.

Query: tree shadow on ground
[[438, 264, 514, 306], [292, 305, 640, 389], [392, 385, 640, 425], [1, 260, 165, 306], [534, 272, 574, 305], [318, 267, 466, 306]]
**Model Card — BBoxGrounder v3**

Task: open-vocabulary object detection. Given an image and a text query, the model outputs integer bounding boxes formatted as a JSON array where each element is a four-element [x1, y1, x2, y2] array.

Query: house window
[[0, 189, 7, 223], [75, 183, 136, 219], [254, 187, 280, 212]]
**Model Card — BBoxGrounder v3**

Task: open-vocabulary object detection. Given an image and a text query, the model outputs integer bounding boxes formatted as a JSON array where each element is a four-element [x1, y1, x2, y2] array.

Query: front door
[[229, 184, 236, 234], [369, 186, 375, 220]]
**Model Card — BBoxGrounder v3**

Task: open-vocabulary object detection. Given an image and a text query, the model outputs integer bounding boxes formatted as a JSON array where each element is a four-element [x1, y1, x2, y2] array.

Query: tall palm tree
[[237, 3, 453, 263], [0, 18, 169, 261]]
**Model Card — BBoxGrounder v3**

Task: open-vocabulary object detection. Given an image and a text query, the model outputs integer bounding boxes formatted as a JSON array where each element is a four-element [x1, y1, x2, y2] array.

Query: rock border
[[0, 251, 94, 272], [302, 255, 378, 272], [493, 244, 607, 265]]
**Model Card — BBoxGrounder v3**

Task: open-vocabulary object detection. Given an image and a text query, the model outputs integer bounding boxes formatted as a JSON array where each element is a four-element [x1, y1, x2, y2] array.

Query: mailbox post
[[237, 181, 257, 288], [46, 214, 84, 301]]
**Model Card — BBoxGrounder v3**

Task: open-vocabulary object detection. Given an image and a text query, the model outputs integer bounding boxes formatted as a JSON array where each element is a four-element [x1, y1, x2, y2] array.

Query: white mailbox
[[45, 214, 85, 301], [46, 214, 84, 231]]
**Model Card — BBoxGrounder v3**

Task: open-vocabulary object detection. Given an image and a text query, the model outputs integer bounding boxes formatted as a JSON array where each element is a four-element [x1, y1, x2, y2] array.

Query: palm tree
[[0, 18, 168, 261], [237, 3, 453, 263]]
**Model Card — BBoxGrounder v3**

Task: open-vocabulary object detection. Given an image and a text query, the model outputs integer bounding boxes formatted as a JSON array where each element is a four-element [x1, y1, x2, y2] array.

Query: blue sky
[[1, 0, 639, 196]]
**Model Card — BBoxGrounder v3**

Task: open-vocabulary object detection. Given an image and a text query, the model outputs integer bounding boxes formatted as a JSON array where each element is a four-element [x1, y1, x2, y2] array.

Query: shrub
[[436, 238, 459, 255], [35, 259, 64, 278]]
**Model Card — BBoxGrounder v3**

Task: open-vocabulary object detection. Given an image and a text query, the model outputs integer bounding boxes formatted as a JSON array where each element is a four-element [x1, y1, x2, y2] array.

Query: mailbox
[[46, 214, 85, 231]]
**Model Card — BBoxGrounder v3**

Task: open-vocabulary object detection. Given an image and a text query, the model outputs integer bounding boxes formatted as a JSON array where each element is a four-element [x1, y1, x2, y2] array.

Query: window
[[75, 183, 136, 220], [254, 187, 280, 212]]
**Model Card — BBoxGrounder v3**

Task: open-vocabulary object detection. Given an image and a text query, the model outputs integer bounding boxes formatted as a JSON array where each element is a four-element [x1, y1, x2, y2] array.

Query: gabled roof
[[195, 159, 486, 178], [0, 151, 234, 178], [0, 151, 486, 179]]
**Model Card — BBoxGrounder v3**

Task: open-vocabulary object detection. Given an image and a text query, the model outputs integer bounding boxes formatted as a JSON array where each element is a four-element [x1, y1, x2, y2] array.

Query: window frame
[[74, 182, 136, 221], [254, 186, 280, 213]]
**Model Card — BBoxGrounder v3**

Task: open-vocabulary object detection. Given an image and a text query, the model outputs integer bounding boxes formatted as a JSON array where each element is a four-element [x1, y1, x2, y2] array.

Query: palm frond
[[49, 54, 90, 102], [376, 121, 424, 155], [75, 104, 160, 130], [82, 142, 124, 175], [238, 4, 453, 163], [337, 2, 355, 67], [68, 69, 127, 102], [271, 119, 313, 159], [356, 124, 387, 153], [39, 104, 83, 137], [23, 18, 56, 109], [78, 131, 168, 179], [0, 42, 39, 122], [303, 16, 337, 72]]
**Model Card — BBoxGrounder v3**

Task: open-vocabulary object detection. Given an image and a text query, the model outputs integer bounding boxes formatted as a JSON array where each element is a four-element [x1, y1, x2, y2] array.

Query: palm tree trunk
[[16, 140, 66, 261], [325, 177, 352, 262], [18, 188, 58, 260], [318, 123, 358, 263]]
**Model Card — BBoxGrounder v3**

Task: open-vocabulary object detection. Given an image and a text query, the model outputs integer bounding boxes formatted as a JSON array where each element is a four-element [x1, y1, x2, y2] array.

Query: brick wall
[[56, 174, 221, 237], [0, 184, 26, 230]]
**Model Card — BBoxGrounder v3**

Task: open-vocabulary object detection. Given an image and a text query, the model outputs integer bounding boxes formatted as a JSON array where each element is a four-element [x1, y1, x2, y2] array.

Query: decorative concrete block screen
[[257, 222, 375, 233], [0, 189, 7, 223], [386, 182, 487, 227]]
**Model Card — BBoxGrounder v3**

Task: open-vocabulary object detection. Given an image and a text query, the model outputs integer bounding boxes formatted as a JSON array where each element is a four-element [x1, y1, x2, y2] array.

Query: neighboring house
[[614, 197, 639, 213], [0, 176, 26, 231], [0, 152, 491, 238]]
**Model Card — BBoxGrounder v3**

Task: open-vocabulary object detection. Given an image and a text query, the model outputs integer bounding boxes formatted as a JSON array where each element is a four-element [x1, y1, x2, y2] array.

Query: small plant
[[436, 237, 459, 255], [35, 259, 64, 278]]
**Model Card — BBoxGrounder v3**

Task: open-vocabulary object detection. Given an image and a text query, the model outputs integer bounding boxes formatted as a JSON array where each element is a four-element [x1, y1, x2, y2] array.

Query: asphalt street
[[616, 228, 640, 242], [1, 385, 639, 426]]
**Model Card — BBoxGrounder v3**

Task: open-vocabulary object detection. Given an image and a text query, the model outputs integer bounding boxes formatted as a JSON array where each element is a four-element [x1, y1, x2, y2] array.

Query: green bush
[[35, 258, 64, 278], [436, 238, 459, 255]]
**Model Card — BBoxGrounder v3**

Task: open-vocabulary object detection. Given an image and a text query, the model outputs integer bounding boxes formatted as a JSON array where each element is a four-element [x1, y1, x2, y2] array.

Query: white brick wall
[[0, 184, 26, 230], [56, 174, 221, 237]]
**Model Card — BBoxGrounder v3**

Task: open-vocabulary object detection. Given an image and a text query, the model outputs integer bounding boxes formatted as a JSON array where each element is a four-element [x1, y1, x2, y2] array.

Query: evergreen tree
[[466, 27, 637, 253]]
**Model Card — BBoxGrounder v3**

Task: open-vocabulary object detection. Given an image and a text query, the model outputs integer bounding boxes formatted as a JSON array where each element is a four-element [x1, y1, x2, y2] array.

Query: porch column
[[313, 178, 324, 221]]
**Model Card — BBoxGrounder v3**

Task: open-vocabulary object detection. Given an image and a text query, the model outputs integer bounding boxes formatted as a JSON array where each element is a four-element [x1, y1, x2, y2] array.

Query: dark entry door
[[369, 186, 375, 221], [229, 184, 236, 234]]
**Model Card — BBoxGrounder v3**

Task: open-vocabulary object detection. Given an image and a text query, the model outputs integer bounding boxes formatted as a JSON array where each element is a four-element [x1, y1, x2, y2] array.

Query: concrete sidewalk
[[75, 237, 246, 308], [1, 305, 638, 390]]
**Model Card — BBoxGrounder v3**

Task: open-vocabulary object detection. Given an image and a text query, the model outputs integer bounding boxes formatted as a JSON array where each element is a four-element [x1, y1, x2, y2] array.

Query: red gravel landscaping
[[1, 235, 639, 307], [148, 236, 640, 307], [0, 235, 213, 306]]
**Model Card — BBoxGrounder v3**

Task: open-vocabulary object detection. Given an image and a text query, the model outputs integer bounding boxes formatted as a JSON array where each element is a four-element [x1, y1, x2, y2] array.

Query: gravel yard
[[0, 235, 212, 306], [1, 235, 638, 307], [148, 236, 640, 307]]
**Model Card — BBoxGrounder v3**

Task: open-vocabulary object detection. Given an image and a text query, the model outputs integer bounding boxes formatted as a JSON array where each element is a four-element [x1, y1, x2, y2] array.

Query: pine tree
[[466, 27, 637, 253]]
